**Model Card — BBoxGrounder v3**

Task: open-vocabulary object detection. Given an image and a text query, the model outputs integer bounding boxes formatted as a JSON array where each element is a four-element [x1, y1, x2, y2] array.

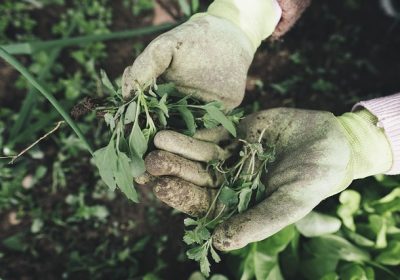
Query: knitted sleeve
[[353, 93, 400, 175]]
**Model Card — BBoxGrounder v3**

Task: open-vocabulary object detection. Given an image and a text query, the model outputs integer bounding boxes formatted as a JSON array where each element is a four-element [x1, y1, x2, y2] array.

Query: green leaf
[[178, 104, 196, 136], [368, 215, 387, 248], [264, 264, 284, 280], [369, 188, 400, 213], [200, 255, 211, 277], [184, 227, 209, 245], [2, 233, 27, 252], [301, 257, 339, 280], [210, 246, 221, 263], [253, 251, 279, 280], [210, 275, 229, 280], [157, 109, 167, 127], [378, 187, 400, 203], [197, 227, 211, 241], [191, 0, 200, 13], [238, 188, 252, 213], [204, 104, 236, 137], [124, 101, 137, 124], [184, 218, 198, 227], [31, 218, 44, 233], [158, 94, 169, 117], [118, 248, 130, 262], [203, 113, 220, 129], [236, 228, 295, 279], [345, 229, 375, 247], [100, 69, 117, 96], [374, 174, 400, 188], [129, 122, 148, 157], [305, 234, 370, 262], [131, 236, 151, 253], [238, 226, 295, 280], [240, 248, 256, 280], [178, 0, 191, 15], [114, 152, 138, 202], [257, 225, 296, 256], [373, 198, 400, 214], [155, 83, 176, 97], [255, 181, 266, 202], [187, 246, 204, 261], [219, 186, 238, 207], [183, 231, 197, 245], [295, 211, 341, 237], [104, 113, 115, 130], [375, 241, 400, 265], [339, 264, 372, 280], [364, 267, 374, 280], [337, 190, 361, 231], [93, 140, 117, 191], [130, 150, 146, 177], [118, 135, 130, 154]]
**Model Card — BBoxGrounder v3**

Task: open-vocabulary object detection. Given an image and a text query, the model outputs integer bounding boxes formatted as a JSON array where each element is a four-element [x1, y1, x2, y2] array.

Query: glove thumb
[[122, 35, 175, 100]]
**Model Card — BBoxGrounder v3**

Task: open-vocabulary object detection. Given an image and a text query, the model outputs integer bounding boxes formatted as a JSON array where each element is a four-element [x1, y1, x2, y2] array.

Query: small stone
[[22, 175, 33, 189], [8, 212, 21, 225]]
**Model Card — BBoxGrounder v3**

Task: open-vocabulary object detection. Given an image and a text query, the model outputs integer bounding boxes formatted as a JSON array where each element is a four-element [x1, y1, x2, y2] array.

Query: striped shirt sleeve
[[353, 93, 400, 175]]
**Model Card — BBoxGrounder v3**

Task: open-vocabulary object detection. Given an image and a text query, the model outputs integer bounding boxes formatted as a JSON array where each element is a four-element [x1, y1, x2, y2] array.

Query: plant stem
[[204, 186, 224, 220], [0, 47, 94, 155], [8, 121, 64, 164]]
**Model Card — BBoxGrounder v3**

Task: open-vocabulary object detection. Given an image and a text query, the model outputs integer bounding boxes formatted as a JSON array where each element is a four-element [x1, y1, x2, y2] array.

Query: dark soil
[[1, 1, 400, 279]]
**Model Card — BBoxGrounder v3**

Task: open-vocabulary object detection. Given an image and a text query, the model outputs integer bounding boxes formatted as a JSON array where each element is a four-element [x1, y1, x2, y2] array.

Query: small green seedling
[[94, 70, 241, 202], [183, 132, 275, 276]]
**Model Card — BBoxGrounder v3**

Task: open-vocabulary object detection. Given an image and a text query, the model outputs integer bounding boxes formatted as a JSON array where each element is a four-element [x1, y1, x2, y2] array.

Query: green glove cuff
[[337, 110, 393, 179], [206, 0, 282, 50]]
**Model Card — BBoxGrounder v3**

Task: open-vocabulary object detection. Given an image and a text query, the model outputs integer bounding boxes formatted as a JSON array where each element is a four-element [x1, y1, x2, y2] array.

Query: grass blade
[[0, 23, 178, 55], [9, 24, 76, 142], [0, 47, 93, 155]]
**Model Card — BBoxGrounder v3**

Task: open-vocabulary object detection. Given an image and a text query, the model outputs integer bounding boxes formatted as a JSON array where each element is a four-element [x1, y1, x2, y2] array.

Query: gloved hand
[[144, 108, 393, 251], [121, 0, 281, 109]]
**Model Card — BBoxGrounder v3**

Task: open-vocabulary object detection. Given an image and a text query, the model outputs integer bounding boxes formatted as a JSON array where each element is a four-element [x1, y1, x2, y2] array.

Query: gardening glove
[[144, 108, 393, 251], [121, 0, 282, 110]]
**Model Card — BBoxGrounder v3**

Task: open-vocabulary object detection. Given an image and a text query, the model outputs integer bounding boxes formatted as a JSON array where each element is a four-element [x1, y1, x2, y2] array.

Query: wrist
[[337, 110, 393, 179], [353, 93, 400, 175], [206, 0, 282, 50]]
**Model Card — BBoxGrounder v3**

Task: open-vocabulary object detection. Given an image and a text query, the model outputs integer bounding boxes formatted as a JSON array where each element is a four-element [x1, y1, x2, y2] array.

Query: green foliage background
[[0, 0, 399, 279]]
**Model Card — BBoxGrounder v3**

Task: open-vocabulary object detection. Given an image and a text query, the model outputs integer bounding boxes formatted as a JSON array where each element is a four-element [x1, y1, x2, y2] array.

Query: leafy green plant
[[94, 71, 240, 202], [184, 132, 276, 276], [225, 175, 400, 280], [0, 0, 38, 44]]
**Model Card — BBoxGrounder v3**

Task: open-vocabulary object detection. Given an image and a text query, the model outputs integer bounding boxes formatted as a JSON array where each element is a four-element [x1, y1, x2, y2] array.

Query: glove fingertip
[[153, 130, 183, 152], [122, 66, 134, 100], [134, 172, 155, 185], [212, 223, 246, 252], [144, 150, 168, 176], [152, 177, 210, 217]]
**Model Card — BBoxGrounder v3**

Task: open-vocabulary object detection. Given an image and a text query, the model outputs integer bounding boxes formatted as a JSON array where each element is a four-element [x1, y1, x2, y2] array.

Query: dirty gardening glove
[[144, 126, 232, 216], [122, 0, 281, 109], [144, 108, 393, 251]]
